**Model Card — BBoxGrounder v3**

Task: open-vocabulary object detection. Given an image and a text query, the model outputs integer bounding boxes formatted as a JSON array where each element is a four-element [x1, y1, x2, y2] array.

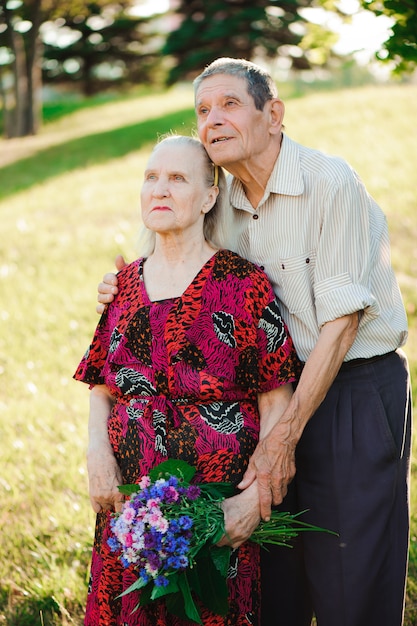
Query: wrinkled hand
[[217, 482, 260, 549], [96, 254, 126, 314], [238, 423, 297, 521], [87, 444, 124, 513]]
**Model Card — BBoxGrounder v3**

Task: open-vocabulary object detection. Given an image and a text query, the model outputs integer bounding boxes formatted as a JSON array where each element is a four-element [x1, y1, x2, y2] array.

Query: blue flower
[[178, 554, 189, 568], [139, 569, 150, 584], [178, 515, 193, 530], [107, 537, 120, 553], [167, 555, 183, 570], [175, 536, 190, 555], [155, 574, 170, 587]]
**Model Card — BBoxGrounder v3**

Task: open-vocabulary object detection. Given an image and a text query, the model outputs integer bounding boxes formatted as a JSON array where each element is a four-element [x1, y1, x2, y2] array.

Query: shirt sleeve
[[314, 164, 381, 327]]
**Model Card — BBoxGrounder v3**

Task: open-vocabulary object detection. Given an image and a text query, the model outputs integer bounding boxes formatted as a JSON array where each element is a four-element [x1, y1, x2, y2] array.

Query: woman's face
[[141, 142, 217, 238]]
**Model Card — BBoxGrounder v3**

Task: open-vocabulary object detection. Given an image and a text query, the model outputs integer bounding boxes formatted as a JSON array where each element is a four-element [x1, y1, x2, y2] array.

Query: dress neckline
[[138, 250, 221, 305]]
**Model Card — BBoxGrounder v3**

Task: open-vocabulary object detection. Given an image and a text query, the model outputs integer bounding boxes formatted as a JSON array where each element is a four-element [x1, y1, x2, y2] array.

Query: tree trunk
[[3, 0, 42, 138]]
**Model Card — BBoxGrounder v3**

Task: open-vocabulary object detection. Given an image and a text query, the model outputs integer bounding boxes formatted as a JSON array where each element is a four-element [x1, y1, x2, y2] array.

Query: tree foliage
[[42, 8, 158, 96], [360, 0, 417, 73], [0, 0, 156, 137], [162, 0, 336, 84]]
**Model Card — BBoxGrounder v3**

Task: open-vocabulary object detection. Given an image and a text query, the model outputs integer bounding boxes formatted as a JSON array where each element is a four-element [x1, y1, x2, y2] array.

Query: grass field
[[0, 82, 416, 625]]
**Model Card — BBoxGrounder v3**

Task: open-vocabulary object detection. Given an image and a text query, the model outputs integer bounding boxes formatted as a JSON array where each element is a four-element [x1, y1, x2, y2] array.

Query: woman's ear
[[202, 185, 219, 213]]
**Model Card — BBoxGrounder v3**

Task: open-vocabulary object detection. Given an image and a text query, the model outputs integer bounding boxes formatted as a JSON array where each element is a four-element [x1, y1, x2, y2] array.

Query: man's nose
[[206, 106, 224, 126]]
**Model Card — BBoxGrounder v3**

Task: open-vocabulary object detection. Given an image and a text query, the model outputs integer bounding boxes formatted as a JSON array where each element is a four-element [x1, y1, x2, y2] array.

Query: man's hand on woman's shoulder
[[96, 254, 127, 314]]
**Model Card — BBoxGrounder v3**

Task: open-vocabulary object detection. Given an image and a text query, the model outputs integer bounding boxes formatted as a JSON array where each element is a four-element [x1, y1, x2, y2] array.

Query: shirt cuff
[[315, 274, 380, 327]]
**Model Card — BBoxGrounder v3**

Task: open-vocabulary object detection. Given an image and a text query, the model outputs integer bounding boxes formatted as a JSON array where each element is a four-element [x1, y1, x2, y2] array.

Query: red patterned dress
[[74, 249, 300, 626]]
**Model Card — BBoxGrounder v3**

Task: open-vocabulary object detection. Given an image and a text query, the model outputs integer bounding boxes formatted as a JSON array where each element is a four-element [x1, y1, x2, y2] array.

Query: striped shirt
[[223, 134, 408, 362]]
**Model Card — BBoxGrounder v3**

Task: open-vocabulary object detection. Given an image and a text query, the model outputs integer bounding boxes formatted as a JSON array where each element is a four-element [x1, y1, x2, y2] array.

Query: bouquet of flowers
[[108, 459, 333, 624]]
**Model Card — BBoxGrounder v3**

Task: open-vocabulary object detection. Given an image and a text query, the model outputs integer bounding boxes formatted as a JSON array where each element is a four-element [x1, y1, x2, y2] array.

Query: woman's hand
[[217, 481, 260, 549], [87, 384, 124, 513], [87, 442, 124, 513]]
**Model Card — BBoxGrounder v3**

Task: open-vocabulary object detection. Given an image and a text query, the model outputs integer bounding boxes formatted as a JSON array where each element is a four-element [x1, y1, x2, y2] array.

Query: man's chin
[[206, 147, 235, 168]]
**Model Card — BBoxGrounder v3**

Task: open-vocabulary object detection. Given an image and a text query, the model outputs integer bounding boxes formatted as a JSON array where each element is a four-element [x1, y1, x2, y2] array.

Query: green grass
[[0, 82, 416, 625]]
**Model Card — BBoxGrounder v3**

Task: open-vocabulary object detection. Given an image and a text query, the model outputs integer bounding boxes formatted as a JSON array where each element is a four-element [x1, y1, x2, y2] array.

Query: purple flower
[[185, 485, 201, 500]]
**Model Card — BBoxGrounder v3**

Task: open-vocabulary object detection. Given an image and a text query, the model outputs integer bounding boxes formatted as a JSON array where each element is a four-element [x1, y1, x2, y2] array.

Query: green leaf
[[192, 551, 229, 616], [138, 582, 153, 607], [150, 575, 179, 600], [165, 589, 197, 623], [199, 482, 235, 498], [177, 572, 203, 624], [210, 545, 231, 577], [117, 576, 149, 598], [149, 459, 196, 483], [118, 484, 140, 495]]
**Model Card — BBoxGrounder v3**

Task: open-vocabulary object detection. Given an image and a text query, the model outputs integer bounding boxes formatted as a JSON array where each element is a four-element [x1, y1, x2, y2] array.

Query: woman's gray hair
[[137, 134, 235, 256], [193, 57, 278, 111]]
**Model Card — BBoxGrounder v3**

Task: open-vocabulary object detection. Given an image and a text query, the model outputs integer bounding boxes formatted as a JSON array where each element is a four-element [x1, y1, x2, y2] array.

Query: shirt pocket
[[275, 251, 317, 314]]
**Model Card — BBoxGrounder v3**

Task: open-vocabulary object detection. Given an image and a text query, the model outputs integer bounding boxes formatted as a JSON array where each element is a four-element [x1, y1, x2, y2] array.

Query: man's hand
[[239, 419, 297, 521], [96, 254, 126, 314]]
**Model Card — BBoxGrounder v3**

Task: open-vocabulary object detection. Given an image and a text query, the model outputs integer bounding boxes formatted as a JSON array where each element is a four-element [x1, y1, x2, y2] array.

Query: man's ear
[[268, 98, 285, 135]]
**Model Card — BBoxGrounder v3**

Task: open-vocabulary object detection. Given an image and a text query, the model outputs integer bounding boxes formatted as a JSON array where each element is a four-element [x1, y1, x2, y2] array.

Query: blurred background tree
[[162, 0, 340, 84], [0, 0, 154, 137], [359, 0, 417, 74], [42, 8, 158, 97], [0, 0, 416, 139]]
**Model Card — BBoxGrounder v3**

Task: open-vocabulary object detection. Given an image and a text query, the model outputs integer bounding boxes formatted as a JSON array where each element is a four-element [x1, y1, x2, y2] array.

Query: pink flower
[[139, 475, 151, 489], [155, 517, 169, 533], [121, 505, 136, 524], [147, 511, 163, 526]]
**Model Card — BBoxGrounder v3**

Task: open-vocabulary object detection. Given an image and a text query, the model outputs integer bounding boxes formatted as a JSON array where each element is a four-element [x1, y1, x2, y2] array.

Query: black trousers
[[261, 350, 411, 626]]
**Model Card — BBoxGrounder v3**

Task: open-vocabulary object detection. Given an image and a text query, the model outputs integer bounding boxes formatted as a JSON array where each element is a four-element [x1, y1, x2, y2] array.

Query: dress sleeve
[[253, 274, 302, 393], [73, 308, 115, 387]]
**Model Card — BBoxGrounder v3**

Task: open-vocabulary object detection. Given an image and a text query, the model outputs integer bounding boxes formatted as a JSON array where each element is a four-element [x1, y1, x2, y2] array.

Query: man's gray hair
[[193, 57, 278, 111]]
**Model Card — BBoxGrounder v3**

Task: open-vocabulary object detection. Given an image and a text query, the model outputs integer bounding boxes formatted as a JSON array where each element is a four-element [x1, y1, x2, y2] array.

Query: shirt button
[[260, 265, 265, 271], [252, 214, 259, 220], [306, 258, 310, 264], [281, 264, 285, 270]]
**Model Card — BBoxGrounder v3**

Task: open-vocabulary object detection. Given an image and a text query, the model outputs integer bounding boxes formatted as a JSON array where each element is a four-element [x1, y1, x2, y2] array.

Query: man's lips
[[152, 205, 171, 211], [211, 136, 231, 144]]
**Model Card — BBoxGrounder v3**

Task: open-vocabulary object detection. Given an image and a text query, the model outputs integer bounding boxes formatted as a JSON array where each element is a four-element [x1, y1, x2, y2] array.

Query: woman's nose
[[152, 179, 170, 197]]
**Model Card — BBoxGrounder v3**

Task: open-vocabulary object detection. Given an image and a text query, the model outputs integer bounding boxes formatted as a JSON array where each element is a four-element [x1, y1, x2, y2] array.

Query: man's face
[[195, 74, 272, 170]]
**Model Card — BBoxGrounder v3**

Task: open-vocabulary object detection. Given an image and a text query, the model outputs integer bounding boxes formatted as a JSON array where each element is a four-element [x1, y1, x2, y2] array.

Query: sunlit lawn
[[0, 82, 416, 625]]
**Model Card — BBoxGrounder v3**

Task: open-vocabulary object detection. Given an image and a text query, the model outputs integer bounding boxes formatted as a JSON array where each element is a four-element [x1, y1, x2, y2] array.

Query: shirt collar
[[229, 134, 305, 210]]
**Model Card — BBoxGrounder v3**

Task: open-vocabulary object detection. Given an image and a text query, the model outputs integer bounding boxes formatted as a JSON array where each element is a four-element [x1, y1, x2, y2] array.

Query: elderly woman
[[74, 135, 300, 625]]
